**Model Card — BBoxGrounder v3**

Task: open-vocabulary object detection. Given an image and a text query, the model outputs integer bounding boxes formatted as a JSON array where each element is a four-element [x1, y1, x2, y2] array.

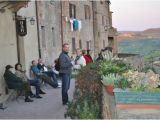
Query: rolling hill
[[118, 28, 160, 41]]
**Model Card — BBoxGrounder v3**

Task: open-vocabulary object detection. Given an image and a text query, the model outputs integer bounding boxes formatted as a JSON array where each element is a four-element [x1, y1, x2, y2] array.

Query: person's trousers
[[22, 82, 31, 97], [28, 79, 40, 96], [43, 71, 58, 83], [61, 73, 71, 104], [37, 74, 58, 88]]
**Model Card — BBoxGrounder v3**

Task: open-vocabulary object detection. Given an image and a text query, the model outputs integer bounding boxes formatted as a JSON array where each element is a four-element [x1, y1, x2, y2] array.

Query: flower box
[[114, 88, 160, 105]]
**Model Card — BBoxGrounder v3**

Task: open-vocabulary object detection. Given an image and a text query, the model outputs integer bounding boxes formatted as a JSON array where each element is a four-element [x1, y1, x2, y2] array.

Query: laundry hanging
[[70, 19, 74, 31], [73, 19, 79, 30], [78, 20, 82, 31]]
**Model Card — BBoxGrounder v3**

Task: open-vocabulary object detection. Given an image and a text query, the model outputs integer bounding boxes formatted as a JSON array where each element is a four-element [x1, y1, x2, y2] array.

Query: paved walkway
[[0, 79, 75, 119]]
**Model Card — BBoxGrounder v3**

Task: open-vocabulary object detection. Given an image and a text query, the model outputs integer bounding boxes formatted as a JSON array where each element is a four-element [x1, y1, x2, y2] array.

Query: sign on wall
[[16, 19, 27, 36]]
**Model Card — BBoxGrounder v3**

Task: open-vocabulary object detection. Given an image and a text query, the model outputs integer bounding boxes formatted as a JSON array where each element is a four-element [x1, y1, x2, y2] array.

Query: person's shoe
[[36, 95, 43, 99], [30, 94, 36, 98], [25, 98, 33, 102], [63, 101, 69, 106], [39, 90, 46, 94]]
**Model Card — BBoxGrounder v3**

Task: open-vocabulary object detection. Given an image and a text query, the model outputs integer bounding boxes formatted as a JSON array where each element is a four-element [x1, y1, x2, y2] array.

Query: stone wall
[[36, 1, 62, 65], [0, 7, 18, 99], [17, 1, 39, 77]]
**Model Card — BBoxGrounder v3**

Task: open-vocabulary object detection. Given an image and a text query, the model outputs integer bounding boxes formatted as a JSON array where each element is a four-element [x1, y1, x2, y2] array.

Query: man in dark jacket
[[59, 43, 73, 105], [4, 65, 33, 102]]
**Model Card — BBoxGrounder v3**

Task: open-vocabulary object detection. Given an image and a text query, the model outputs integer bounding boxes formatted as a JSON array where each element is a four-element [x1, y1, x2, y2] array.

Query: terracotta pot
[[105, 85, 114, 96]]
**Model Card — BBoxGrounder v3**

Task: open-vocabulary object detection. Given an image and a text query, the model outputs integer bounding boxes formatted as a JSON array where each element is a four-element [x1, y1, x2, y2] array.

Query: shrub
[[65, 62, 102, 119]]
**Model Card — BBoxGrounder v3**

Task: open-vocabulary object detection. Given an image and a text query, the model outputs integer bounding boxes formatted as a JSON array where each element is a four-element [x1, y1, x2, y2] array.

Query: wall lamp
[[29, 17, 35, 25]]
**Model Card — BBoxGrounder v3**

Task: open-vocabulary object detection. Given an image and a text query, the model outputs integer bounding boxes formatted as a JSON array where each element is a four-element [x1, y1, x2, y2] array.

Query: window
[[72, 37, 76, 53], [102, 15, 106, 25], [52, 27, 55, 47], [84, 5, 90, 19], [108, 37, 114, 47], [86, 41, 91, 50], [79, 40, 82, 49], [41, 26, 46, 48], [69, 3, 76, 18]]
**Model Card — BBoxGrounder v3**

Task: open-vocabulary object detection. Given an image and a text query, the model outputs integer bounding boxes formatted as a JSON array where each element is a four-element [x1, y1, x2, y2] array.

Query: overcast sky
[[110, 0, 160, 31]]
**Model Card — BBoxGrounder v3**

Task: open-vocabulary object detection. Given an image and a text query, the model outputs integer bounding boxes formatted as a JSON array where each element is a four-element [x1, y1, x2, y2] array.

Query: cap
[[5, 65, 13, 70]]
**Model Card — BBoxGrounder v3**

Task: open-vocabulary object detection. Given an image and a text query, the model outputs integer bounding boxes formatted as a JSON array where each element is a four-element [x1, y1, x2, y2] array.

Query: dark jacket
[[4, 70, 23, 90], [59, 51, 72, 74], [31, 65, 41, 76], [37, 63, 45, 71]]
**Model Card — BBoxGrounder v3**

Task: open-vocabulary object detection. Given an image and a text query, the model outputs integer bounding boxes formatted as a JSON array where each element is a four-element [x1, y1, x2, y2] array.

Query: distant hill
[[118, 28, 160, 41]]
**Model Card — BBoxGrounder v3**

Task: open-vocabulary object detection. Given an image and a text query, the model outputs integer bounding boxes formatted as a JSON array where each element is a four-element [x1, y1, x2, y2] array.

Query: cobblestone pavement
[[0, 79, 75, 119]]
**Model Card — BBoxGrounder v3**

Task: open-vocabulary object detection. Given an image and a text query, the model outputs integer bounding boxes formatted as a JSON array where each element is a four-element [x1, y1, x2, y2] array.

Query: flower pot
[[105, 85, 114, 96]]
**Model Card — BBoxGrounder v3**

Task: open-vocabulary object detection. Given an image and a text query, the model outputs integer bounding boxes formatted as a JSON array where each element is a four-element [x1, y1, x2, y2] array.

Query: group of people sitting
[[3, 58, 59, 102], [3, 48, 93, 103]]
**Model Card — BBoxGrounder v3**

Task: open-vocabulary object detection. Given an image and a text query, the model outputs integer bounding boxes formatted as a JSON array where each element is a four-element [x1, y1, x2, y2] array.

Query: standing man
[[59, 43, 73, 105]]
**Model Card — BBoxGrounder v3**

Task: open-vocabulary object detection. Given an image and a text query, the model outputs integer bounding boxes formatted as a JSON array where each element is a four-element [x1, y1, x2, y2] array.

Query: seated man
[[37, 58, 58, 84], [31, 60, 58, 88], [3, 65, 33, 102], [15, 63, 43, 98]]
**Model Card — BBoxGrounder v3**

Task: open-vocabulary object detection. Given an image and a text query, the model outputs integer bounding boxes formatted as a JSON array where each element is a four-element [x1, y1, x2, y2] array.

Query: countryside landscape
[[118, 28, 160, 73]]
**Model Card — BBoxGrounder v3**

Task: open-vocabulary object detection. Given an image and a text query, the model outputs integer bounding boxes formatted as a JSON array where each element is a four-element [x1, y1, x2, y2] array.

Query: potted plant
[[101, 73, 120, 95]]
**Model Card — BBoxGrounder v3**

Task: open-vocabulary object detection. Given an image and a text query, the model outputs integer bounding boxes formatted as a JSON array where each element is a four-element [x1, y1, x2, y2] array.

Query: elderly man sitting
[[31, 60, 58, 88], [37, 58, 58, 85], [4, 65, 33, 102]]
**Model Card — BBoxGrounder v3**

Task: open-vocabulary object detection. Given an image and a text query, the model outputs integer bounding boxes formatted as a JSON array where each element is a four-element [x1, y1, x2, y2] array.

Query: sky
[[110, 0, 160, 31]]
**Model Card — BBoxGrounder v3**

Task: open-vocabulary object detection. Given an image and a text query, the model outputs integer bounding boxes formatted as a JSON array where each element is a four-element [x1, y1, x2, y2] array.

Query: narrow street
[[0, 79, 75, 119]]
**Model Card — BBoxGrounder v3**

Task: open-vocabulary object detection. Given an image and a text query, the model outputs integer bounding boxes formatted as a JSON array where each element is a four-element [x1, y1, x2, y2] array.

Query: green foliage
[[114, 77, 132, 89], [118, 39, 160, 57], [65, 62, 102, 119], [99, 60, 129, 76], [142, 64, 157, 73], [118, 39, 160, 72], [65, 96, 100, 119], [101, 73, 121, 86], [144, 51, 160, 62]]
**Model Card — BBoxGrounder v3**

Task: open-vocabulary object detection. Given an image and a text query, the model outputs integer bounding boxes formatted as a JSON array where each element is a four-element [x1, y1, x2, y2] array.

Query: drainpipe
[[35, 1, 41, 58], [15, 12, 20, 63], [92, 1, 97, 58], [60, 1, 64, 47]]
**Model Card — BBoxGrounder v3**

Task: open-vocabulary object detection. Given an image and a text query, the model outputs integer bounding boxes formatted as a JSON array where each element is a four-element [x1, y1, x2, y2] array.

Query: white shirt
[[74, 56, 86, 70], [43, 66, 48, 72]]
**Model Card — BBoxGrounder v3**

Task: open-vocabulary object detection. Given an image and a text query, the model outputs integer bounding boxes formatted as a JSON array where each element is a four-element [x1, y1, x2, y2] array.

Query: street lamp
[[30, 17, 35, 25]]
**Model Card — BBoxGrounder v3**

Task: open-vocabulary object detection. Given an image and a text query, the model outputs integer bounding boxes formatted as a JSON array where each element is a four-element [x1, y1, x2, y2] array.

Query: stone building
[[61, 1, 94, 57], [36, 1, 62, 65], [93, 0, 117, 56], [0, 1, 38, 102], [0, 0, 117, 103]]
